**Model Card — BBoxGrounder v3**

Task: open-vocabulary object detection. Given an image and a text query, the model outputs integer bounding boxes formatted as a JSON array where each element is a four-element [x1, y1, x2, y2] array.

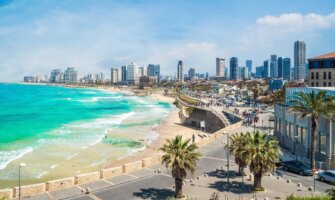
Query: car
[[275, 158, 283, 167], [282, 161, 313, 176], [317, 170, 335, 183]]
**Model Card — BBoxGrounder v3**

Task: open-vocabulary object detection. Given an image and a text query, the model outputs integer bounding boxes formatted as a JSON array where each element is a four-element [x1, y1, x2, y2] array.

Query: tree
[[229, 133, 248, 175], [289, 91, 335, 169], [160, 135, 202, 198], [241, 131, 280, 191]]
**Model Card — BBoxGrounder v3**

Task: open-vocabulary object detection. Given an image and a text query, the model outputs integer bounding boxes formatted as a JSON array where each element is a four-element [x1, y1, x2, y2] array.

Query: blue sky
[[0, 0, 335, 81]]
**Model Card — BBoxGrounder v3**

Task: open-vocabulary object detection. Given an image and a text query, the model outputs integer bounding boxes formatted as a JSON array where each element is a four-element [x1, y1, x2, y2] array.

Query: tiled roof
[[309, 52, 335, 60]]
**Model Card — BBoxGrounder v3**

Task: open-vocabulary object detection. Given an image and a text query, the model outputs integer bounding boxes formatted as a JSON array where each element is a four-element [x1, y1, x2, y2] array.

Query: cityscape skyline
[[1, 0, 335, 81]]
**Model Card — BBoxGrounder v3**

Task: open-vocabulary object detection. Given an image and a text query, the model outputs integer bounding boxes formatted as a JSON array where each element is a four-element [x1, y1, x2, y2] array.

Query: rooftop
[[309, 51, 335, 60]]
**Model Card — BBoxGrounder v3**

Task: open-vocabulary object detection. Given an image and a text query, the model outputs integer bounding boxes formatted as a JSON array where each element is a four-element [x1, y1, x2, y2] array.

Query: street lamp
[[19, 163, 26, 200]]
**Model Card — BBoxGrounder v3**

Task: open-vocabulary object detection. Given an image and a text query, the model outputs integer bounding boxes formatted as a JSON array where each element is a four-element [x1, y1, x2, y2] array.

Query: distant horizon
[[1, 0, 335, 81]]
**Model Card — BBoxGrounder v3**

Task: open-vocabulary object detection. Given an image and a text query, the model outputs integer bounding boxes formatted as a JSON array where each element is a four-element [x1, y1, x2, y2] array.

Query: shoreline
[[0, 83, 198, 189]]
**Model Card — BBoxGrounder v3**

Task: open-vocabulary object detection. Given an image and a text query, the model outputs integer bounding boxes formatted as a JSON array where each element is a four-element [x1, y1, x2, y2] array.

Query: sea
[[0, 83, 173, 187]]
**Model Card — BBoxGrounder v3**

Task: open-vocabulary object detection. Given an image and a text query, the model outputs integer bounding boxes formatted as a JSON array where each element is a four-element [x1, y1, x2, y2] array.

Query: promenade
[[15, 108, 332, 200]]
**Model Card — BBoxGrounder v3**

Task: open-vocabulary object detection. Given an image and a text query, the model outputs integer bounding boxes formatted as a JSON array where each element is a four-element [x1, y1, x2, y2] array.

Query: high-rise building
[[147, 64, 160, 83], [127, 62, 140, 85], [263, 60, 269, 78], [246, 60, 252, 74], [240, 67, 248, 79], [188, 68, 195, 79], [283, 58, 291, 80], [121, 65, 127, 82], [139, 66, 147, 77], [111, 68, 118, 84], [308, 52, 335, 87], [216, 58, 225, 77], [294, 40, 306, 80], [64, 67, 77, 84], [50, 69, 62, 83], [230, 57, 238, 80], [277, 57, 283, 78], [177, 60, 184, 82], [255, 66, 263, 78], [270, 55, 277, 78]]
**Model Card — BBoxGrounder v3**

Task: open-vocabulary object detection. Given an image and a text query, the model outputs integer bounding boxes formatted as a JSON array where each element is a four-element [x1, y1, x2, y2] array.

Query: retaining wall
[[46, 177, 75, 191]]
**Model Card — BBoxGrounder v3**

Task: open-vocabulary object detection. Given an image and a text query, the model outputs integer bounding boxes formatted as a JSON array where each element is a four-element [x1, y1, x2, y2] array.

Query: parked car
[[317, 170, 335, 183], [282, 161, 313, 176], [275, 158, 283, 167]]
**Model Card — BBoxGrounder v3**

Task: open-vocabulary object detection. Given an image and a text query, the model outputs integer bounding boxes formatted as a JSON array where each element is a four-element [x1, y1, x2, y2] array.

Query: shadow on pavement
[[133, 188, 174, 200], [208, 180, 253, 194]]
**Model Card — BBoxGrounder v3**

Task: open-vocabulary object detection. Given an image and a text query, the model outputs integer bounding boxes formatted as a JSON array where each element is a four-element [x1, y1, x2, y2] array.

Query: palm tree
[[289, 91, 335, 169], [229, 133, 248, 175], [241, 131, 280, 191], [160, 135, 202, 198]]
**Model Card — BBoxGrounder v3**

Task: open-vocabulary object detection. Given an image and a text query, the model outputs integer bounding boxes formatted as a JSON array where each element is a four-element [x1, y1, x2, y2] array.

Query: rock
[[308, 186, 313, 191], [85, 187, 91, 194], [264, 197, 269, 200], [297, 183, 302, 187], [276, 176, 281, 180], [204, 174, 208, 177], [189, 179, 193, 183], [197, 176, 201, 180], [287, 179, 291, 183]]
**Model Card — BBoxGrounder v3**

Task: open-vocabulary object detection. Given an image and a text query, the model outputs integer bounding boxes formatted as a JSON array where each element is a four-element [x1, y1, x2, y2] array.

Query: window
[[316, 72, 319, 79], [319, 132, 327, 155], [329, 72, 332, 79], [324, 82, 327, 87], [329, 82, 332, 87], [316, 82, 319, 87], [311, 72, 314, 80], [285, 121, 289, 136], [311, 82, 314, 87], [297, 126, 301, 143], [301, 127, 307, 147], [325, 60, 332, 68], [324, 72, 327, 79]]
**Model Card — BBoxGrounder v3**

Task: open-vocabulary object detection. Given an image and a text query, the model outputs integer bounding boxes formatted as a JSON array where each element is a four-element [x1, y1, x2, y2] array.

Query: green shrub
[[286, 194, 331, 200]]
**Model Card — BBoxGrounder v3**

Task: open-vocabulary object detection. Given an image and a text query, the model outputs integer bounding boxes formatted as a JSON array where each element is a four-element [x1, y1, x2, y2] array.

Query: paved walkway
[[20, 116, 331, 200]]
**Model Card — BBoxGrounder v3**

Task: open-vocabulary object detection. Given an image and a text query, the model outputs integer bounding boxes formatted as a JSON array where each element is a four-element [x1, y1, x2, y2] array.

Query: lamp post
[[19, 163, 26, 200], [224, 131, 230, 189]]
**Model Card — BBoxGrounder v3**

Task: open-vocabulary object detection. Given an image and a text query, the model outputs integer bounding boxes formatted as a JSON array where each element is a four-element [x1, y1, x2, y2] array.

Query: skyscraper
[[246, 60, 252, 74], [240, 67, 248, 79], [216, 58, 225, 77], [263, 60, 269, 78], [270, 55, 277, 78], [188, 68, 195, 79], [177, 60, 184, 82], [126, 62, 139, 85], [283, 58, 291, 80], [111, 68, 118, 84], [64, 67, 77, 83], [294, 40, 306, 80], [147, 64, 160, 82], [121, 65, 127, 82], [255, 66, 263, 78], [230, 57, 238, 80], [277, 57, 283, 78]]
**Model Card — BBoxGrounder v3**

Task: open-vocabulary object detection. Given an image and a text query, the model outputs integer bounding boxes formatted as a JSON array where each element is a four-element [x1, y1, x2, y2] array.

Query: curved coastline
[[0, 84, 183, 189]]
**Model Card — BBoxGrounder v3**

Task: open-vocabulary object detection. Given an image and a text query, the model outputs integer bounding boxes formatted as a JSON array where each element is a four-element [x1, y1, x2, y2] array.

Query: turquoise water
[[0, 83, 172, 180]]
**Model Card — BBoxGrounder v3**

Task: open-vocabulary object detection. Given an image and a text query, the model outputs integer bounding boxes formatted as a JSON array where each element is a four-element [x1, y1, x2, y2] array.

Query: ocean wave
[[50, 164, 59, 169], [66, 152, 79, 160], [0, 146, 33, 170], [36, 171, 48, 179]]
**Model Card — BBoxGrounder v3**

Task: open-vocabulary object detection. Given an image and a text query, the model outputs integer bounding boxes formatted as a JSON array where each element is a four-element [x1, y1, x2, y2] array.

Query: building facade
[[147, 64, 160, 83], [263, 60, 269, 78], [127, 62, 140, 85], [188, 68, 195, 79], [283, 58, 291, 80], [240, 67, 248, 80], [277, 57, 283, 78], [274, 87, 335, 169], [308, 52, 335, 87], [216, 58, 225, 77], [246, 60, 252, 74], [294, 40, 307, 80], [255, 66, 263, 78], [230, 57, 238, 80], [270, 55, 278, 78], [177, 60, 184, 82], [64, 67, 77, 84]]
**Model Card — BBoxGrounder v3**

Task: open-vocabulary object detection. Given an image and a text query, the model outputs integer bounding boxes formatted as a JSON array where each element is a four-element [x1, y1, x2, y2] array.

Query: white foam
[[0, 146, 33, 170], [50, 164, 59, 169], [89, 159, 106, 167], [36, 171, 48, 179], [66, 152, 79, 160]]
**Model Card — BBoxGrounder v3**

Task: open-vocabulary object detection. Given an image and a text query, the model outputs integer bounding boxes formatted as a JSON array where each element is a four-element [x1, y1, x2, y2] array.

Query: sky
[[0, 0, 335, 82]]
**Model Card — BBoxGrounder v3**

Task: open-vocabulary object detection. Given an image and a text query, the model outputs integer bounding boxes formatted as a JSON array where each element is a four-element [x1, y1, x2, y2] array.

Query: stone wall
[[13, 183, 45, 198], [100, 166, 123, 179], [0, 189, 12, 199], [75, 171, 101, 185], [46, 177, 75, 191], [122, 161, 143, 173]]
